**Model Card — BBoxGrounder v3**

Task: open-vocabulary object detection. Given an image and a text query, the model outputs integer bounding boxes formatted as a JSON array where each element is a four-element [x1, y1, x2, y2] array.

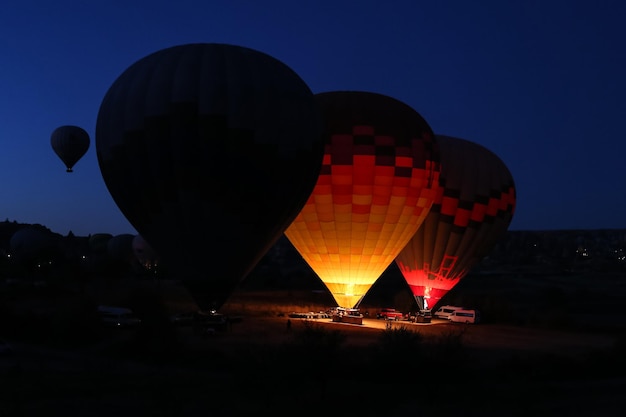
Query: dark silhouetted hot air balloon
[[395, 135, 516, 311], [88, 233, 113, 255], [96, 43, 324, 310], [9, 225, 59, 264], [132, 234, 159, 271], [285, 91, 441, 308], [51, 125, 90, 172], [107, 233, 136, 263]]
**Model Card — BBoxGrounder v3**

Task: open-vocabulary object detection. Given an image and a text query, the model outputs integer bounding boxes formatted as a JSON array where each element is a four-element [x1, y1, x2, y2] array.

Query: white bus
[[433, 305, 465, 320], [448, 309, 481, 324]]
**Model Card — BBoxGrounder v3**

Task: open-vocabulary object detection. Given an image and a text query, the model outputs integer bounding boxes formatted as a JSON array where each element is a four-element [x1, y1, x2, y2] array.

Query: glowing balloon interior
[[285, 91, 441, 309], [395, 135, 516, 310]]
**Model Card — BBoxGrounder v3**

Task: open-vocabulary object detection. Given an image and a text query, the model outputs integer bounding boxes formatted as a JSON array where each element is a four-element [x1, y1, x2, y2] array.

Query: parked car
[[433, 305, 465, 320], [169, 311, 195, 326], [376, 308, 404, 321], [97, 305, 142, 328], [193, 310, 229, 334], [449, 309, 481, 324]]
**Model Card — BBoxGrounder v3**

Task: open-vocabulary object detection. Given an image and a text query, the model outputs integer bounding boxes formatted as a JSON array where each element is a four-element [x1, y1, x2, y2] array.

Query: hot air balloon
[[8, 226, 60, 283], [88, 233, 113, 255], [9, 225, 59, 264], [107, 233, 136, 263], [51, 125, 90, 172], [96, 43, 324, 310], [284, 91, 441, 309], [132, 234, 159, 271], [395, 135, 516, 311]]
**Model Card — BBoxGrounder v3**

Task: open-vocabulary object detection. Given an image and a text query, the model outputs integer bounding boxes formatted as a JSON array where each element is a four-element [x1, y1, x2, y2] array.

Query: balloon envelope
[[395, 135, 516, 310], [9, 226, 58, 263], [88, 233, 113, 255], [132, 235, 159, 270], [107, 233, 136, 263], [51, 125, 90, 172], [285, 91, 441, 308], [96, 43, 324, 309]]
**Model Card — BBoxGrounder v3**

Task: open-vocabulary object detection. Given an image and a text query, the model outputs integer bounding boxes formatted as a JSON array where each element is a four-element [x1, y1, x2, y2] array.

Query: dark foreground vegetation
[[1, 225, 625, 415], [1, 297, 626, 416]]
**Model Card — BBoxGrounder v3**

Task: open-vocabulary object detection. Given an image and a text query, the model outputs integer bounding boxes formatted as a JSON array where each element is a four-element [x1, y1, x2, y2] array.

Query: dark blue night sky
[[1, 0, 624, 236]]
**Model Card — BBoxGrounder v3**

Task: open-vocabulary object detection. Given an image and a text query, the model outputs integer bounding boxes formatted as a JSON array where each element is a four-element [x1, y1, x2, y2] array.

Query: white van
[[97, 305, 142, 328], [449, 309, 480, 324], [433, 305, 465, 320]]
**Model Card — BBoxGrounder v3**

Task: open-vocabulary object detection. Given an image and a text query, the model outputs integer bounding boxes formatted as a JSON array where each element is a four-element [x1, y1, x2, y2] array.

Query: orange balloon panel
[[395, 135, 516, 310], [285, 91, 441, 308]]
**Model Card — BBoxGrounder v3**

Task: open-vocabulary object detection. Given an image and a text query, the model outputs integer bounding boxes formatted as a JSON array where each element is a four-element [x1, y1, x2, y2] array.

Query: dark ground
[[1, 266, 626, 416]]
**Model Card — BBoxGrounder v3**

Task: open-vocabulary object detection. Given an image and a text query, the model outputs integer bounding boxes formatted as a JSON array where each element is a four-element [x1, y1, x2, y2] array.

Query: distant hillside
[[2, 219, 624, 281]]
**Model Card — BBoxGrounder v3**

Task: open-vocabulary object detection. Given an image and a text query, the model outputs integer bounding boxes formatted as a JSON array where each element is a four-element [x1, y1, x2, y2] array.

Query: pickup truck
[[376, 308, 404, 321]]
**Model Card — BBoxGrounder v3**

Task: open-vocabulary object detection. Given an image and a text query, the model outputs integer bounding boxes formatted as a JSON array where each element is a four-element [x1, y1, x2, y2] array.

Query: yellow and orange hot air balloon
[[285, 91, 441, 308], [395, 135, 516, 311]]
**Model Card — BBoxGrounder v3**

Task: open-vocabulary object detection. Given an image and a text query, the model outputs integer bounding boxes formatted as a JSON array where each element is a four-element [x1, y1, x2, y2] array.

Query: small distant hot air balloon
[[395, 135, 516, 311], [285, 91, 441, 309], [51, 125, 90, 173], [96, 43, 324, 310]]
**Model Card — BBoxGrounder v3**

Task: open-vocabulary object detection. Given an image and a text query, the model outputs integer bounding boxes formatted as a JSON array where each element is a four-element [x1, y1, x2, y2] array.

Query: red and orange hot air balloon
[[395, 135, 516, 311], [285, 91, 441, 308]]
